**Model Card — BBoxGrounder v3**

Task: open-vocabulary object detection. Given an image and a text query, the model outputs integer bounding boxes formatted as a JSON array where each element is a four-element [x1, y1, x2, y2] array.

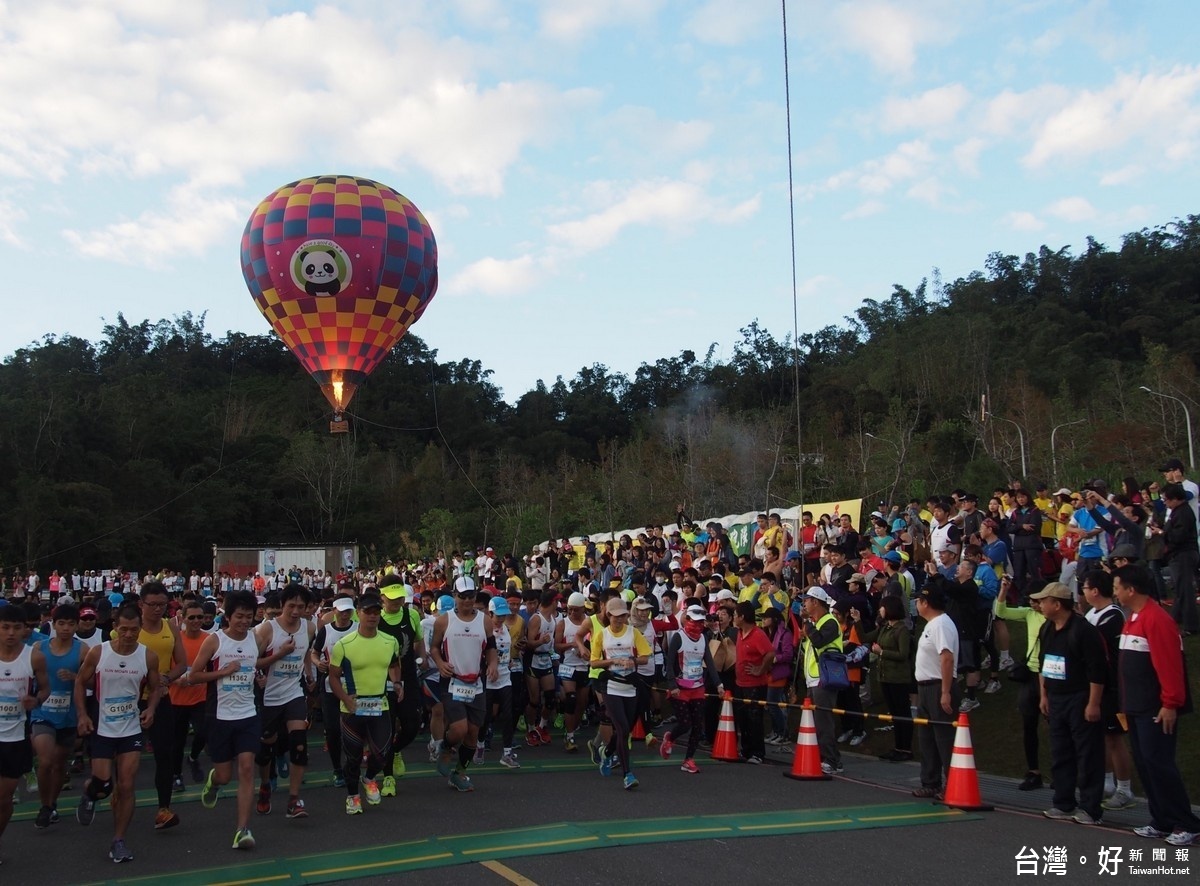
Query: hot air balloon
[[240, 175, 438, 427]]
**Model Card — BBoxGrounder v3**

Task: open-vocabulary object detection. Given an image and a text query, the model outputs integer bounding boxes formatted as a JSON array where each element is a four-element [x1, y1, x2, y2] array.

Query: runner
[[421, 595, 454, 762], [661, 604, 719, 773], [311, 594, 356, 787], [170, 599, 210, 788], [188, 591, 261, 850], [74, 603, 160, 864], [376, 577, 425, 797], [524, 590, 559, 746], [0, 604, 50, 860], [554, 592, 592, 752], [31, 604, 82, 828], [429, 577, 499, 792], [253, 583, 314, 820], [328, 592, 401, 814], [589, 597, 651, 789], [486, 596, 517, 767], [136, 581, 188, 832]]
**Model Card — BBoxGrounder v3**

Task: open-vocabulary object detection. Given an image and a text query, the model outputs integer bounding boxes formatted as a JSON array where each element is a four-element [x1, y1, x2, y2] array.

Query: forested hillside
[[2, 215, 1198, 571]]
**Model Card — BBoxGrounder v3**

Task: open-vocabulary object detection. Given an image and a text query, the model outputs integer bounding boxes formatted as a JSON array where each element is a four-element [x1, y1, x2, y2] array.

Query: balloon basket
[[329, 414, 350, 435]]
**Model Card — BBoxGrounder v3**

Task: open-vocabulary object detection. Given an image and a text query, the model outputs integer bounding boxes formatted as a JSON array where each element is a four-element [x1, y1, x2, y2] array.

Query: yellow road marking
[[302, 852, 455, 877], [463, 836, 601, 856], [480, 860, 540, 885], [208, 876, 291, 886], [857, 811, 964, 823], [738, 818, 854, 831], [606, 826, 732, 839]]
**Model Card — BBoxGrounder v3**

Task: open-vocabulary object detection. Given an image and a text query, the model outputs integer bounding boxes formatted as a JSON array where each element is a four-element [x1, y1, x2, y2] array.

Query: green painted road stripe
[[78, 803, 977, 886], [10, 756, 690, 822]]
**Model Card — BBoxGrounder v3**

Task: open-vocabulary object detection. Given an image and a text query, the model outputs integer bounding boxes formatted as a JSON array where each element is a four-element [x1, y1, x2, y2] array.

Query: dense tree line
[[2, 215, 1198, 572]]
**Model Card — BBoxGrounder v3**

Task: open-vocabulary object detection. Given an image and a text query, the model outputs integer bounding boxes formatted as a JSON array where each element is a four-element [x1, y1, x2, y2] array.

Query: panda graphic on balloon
[[290, 240, 352, 296]]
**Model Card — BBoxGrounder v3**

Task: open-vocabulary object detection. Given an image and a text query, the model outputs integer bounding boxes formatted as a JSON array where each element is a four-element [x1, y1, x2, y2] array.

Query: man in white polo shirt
[[912, 585, 960, 800]]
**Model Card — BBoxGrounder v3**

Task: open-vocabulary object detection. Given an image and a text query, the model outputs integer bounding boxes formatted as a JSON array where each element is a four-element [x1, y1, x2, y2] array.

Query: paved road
[[3, 736, 1191, 885]]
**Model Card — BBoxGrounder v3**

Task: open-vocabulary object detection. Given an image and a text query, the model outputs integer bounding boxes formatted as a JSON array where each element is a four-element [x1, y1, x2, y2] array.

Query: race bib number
[[508, 659, 523, 674], [449, 678, 479, 703], [682, 660, 704, 682], [275, 655, 304, 677], [558, 662, 576, 680], [611, 660, 634, 678], [356, 695, 385, 717], [0, 696, 20, 721], [223, 664, 255, 692], [103, 695, 137, 724], [42, 692, 71, 712], [533, 653, 552, 671], [1042, 654, 1066, 680]]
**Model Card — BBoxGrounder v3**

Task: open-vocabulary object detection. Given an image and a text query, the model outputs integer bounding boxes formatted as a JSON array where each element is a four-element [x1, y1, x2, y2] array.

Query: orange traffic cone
[[632, 716, 646, 741], [939, 713, 993, 811], [710, 691, 739, 762], [784, 697, 830, 781]]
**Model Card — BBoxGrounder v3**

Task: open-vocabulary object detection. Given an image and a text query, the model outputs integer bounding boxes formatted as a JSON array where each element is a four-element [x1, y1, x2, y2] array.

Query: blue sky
[[1, 0, 1197, 401]]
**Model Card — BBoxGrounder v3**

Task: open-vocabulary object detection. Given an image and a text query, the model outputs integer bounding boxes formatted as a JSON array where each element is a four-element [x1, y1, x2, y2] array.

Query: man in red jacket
[[1112, 565, 1200, 847]]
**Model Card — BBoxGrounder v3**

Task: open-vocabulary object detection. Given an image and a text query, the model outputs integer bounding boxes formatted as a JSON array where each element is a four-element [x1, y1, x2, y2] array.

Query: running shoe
[[623, 772, 639, 790], [77, 794, 96, 826], [286, 798, 308, 819], [745, 755, 763, 765], [525, 729, 542, 747], [599, 754, 614, 777], [1102, 789, 1136, 810], [428, 740, 439, 763], [448, 772, 474, 792], [189, 757, 204, 783], [536, 725, 551, 745], [394, 753, 406, 777], [999, 653, 1015, 671], [1018, 771, 1044, 791], [473, 746, 485, 766], [49, 807, 59, 824], [849, 733, 866, 747], [820, 761, 844, 775], [35, 806, 53, 829], [70, 756, 85, 775], [109, 839, 134, 863], [680, 759, 700, 774], [499, 752, 521, 769], [564, 736, 578, 753], [1166, 830, 1199, 846], [1133, 825, 1169, 839], [587, 738, 605, 766], [764, 732, 783, 745], [983, 679, 1002, 695], [172, 776, 185, 793], [436, 750, 453, 778], [959, 698, 982, 713], [836, 730, 852, 743], [644, 732, 659, 748], [154, 808, 181, 830], [362, 778, 381, 805], [233, 828, 256, 850], [1073, 811, 1101, 825], [332, 771, 346, 789], [256, 785, 271, 815], [1043, 807, 1074, 821], [659, 732, 674, 759], [345, 795, 363, 815], [381, 776, 397, 797], [201, 769, 219, 808]]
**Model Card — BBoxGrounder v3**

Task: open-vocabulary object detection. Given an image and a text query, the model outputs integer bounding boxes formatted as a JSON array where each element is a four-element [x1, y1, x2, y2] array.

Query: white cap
[[804, 587, 833, 605], [332, 597, 355, 612], [567, 592, 587, 607], [454, 576, 477, 594], [715, 589, 736, 602], [685, 605, 707, 621]]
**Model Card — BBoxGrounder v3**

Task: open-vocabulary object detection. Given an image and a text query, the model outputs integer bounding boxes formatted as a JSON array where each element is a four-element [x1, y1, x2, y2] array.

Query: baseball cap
[[632, 598, 653, 610], [715, 589, 736, 602], [357, 592, 383, 610], [437, 595, 455, 613], [804, 587, 833, 605], [489, 597, 511, 616], [606, 598, 629, 616], [1109, 543, 1139, 560], [1159, 458, 1186, 472], [332, 597, 355, 612], [1029, 582, 1073, 601], [454, 576, 477, 595], [685, 605, 707, 621], [79, 607, 97, 619], [380, 583, 412, 601], [567, 592, 587, 607], [882, 551, 903, 564], [1053, 487, 1072, 496]]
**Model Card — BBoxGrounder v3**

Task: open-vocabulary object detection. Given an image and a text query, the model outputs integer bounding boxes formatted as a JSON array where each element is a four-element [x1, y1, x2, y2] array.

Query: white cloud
[[952, 137, 986, 174], [1099, 164, 1143, 186], [841, 200, 886, 220], [547, 179, 760, 252], [62, 185, 245, 268], [539, 0, 662, 40], [602, 107, 715, 158], [0, 199, 28, 248], [981, 85, 1071, 137], [831, 1, 945, 77], [1045, 196, 1097, 222], [1024, 66, 1200, 168], [685, 0, 772, 46], [444, 254, 541, 297], [907, 177, 954, 206], [880, 84, 970, 132], [1001, 210, 1045, 232]]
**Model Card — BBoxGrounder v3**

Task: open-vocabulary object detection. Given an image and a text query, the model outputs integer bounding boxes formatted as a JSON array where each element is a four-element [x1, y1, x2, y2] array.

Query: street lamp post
[[1050, 418, 1086, 485], [987, 413, 1027, 480], [1140, 386, 1196, 471]]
